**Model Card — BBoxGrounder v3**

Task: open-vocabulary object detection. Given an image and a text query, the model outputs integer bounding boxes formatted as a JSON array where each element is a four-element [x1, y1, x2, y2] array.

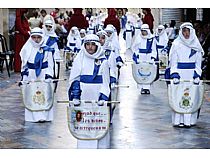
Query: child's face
[[80, 33, 85, 38], [99, 35, 106, 46], [182, 27, 190, 39], [85, 42, 97, 54], [45, 25, 52, 32], [31, 35, 42, 43], [106, 31, 112, 37], [141, 30, 148, 36]]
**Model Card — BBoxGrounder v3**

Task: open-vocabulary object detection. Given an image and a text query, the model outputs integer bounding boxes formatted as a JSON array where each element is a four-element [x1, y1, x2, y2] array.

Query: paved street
[[1, 34, 210, 149]]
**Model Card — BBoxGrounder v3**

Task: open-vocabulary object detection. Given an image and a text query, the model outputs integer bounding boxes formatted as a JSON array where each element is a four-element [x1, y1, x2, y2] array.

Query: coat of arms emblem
[[33, 90, 45, 105], [179, 88, 192, 109]]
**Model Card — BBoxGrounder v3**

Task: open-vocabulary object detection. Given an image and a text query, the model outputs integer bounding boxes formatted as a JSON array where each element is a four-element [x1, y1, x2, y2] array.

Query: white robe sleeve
[[131, 35, 140, 53], [109, 52, 117, 80], [20, 47, 28, 73], [53, 42, 61, 60], [169, 43, 179, 75], [151, 39, 157, 60], [46, 51, 54, 78], [68, 52, 82, 88], [195, 51, 202, 77], [76, 38, 82, 51], [100, 60, 110, 98]]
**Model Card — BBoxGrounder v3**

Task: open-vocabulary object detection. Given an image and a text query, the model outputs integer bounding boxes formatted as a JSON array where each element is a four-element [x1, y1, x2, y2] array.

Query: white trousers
[[77, 131, 110, 149], [25, 106, 54, 122], [172, 111, 198, 126]]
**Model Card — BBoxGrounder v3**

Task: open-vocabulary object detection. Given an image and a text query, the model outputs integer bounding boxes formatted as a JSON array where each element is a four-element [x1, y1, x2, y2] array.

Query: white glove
[[161, 49, 167, 55], [117, 62, 124, 67], [73, 98, 80, 106], [193, 77, 200, 84], [149, 59, 155, 65], [98, 100, 105, 106], [111, 83, 116, 90], [173, 78, 180, 84]]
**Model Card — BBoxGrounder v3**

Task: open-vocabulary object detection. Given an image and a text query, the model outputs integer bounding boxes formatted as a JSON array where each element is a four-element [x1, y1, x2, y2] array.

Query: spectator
[[166, 20, 176, 42], [40, 9, 55, 28], [14, 9, 30, 72], [104, 8, 121, 36], [67, 8, 89, 32], [28, 11, 42, 30], [50, 8, 60, 20], [142, 8, 154, 34]]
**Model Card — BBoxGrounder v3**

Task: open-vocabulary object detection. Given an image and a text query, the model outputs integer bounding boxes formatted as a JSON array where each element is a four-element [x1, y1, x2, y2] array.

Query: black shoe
[[184, 125, 191, 128], [173, 124, 179, 127], [178, 123, 184, 127], [141, 89, 146, 94], [145, 89, 150, 94], [38, 120, 46, 123]]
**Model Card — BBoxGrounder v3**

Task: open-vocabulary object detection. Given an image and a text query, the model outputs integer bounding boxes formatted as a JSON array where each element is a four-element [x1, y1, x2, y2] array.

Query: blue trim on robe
[[132, 53, 139, 64], [76, 49, 81, 53], [155, 36, 159, 42], [42, 46, 55, 55], [110, 76, 117, 84], [177, 62, 196, 69], [126, 30, 132, 32], [69, 43, 76, 46], [170, 73, 180, 79], [27, 61, 48, 69], [80, 75, 103, 84], [139, 38, 153, 54], [81, 39, 84, 45], [73, 47, 77, 52], [46, 37, 58, 47], [21, 68, 29, 76], [156, 45, 164, 49], [189, 49, 197, 58], [45, 74, 53, 79], [116, 56, 123, 63], [123, 31, 126, 40], [164, 67, 171, 80], [32, 50, 48, 77], [104, 49, 111, 59], [151, 56, 156, 61], [68, 80, 81, 101], [92, 58, 106, 79], [64, 46, 72, 51], [193, 70, 201, 79], [98, 93, 109, 101]]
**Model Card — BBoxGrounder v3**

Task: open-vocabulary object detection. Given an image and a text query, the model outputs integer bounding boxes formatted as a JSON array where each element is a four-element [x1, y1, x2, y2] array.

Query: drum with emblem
[[168, 82, 204, 113], [21, 81, 54, 111], [132, 61, 157, 84]]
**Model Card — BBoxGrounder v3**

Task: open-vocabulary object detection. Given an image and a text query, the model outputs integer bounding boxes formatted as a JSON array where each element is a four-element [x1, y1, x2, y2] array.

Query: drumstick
[[114, 85, 129, 88], [57, 100, 120, 104], [17, 78, 67, 84], [159, 79, 210, 83]]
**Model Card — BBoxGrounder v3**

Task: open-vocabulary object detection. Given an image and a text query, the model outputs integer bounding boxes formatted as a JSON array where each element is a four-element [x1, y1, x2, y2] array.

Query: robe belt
[[69, 43, 76, 46], [27, 61, 48, 69], [139, 48, 152, 53], [156, 45, 164, 49], [80, 75, 103, 84], [177, 62, 195, 69]]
